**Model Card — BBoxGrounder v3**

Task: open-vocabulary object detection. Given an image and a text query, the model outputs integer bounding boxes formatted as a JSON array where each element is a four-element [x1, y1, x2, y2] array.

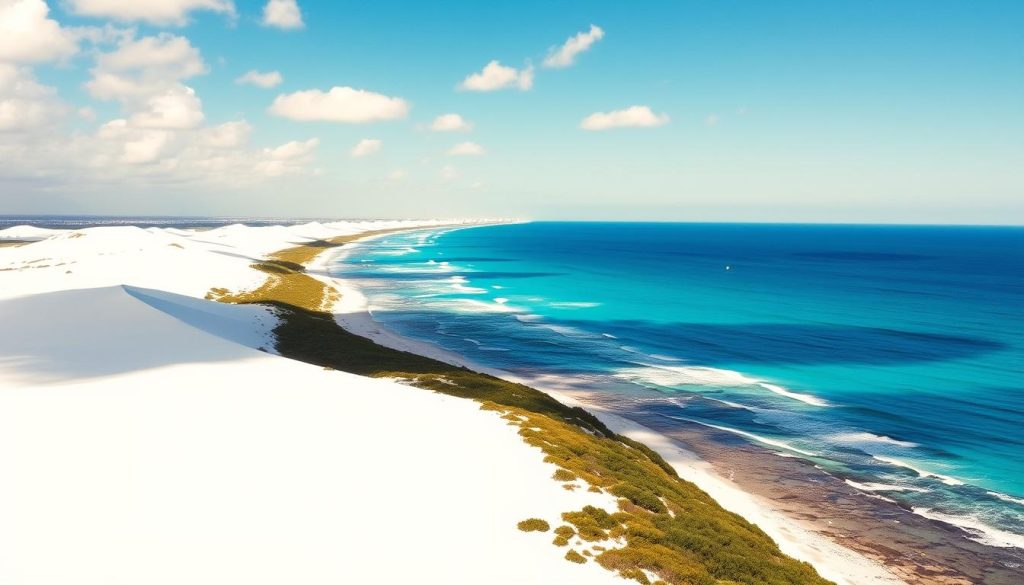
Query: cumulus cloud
[[543, 25, 604, 69], [200, 119, 251, 148], [66, 0, 236, 26], [128, 85, 204, 129], [93, 33, 206, 79], [94, 119, 171, 165], [86, 33, 209, 130], [0, 64, 65, 131], [269, 86, 409, 123], [2, 115, 320, 185], [262, 0, 303, 29], [0, 4, 323, 193], [0, 0, 78, 63], [429, 113, 472, 132], [87, 33, 207, 100], [235, 70, 282, 88], [458, 60, 533, 92], [447, 141, 484, 156], [580, 105, 669, 130], [350, 138, 381, 157]]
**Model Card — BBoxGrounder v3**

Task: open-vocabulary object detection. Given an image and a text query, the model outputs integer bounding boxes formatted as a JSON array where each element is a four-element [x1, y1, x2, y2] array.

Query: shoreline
[[318, 226, 906, 585], [322, 223, 1024, 585]]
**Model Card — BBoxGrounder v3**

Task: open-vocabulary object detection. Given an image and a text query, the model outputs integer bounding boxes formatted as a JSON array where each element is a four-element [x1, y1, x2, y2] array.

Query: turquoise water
[[334, 222, 1024, 549]]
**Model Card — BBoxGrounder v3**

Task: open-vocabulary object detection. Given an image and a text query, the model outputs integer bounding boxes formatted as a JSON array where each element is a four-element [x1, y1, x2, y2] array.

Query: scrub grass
[[517, 518, 551, 532], [565, 550, 588, 564], [210, 233, 834, 585]]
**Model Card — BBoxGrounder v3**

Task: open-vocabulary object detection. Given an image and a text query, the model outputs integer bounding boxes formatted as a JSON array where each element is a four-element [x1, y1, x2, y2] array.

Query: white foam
[[709, 398, 756, 411], [613, 365, 829, 407], [912, 508, 1024, 549], [647, 354, 682, 362], [987, 491, 1024, 506], [615, 364, 759, 387], [757, 383, 830, 407], [676, 418, 818, 457], [548, 301, 601, 309], [872, 456, 964, 486], [829, 432, 918, 449], [450, 283, 488, 294], [844, 480, 928, 493], [443, 298, 518, 314]]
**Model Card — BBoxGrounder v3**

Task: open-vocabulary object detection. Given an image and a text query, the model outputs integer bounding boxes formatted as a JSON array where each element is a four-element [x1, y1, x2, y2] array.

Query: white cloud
[[580, 105, 669, 130], [0, 64, 65, 131], [86, 33, 208, 131], [705, 113, 720, 127], [458, 60, 533, 92], [65, 121, 318, 182], [66, 0, 236, 26], [262, 0, 303, 30], [350, 138, 381, 157], [235, 69, 283, 88], [439, 164, 458, 181], [200, 120, 251, 148], [86, 33, 207, 101], [95, 119, 172, 165], [429, 113, 472, 132], [96, 34, 206, 78], [128, 86, 204, 129], [543, 24, 604, 69], [447, 141, 484, 156], [263, 137, 317, 160], [252, 138, 318, 178], [269, 86, 409, 123], [0, 0, 78, 63]]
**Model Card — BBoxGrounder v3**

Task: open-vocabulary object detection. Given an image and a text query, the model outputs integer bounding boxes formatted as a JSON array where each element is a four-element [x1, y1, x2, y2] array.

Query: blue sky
[[1, 0, 1022, 223]]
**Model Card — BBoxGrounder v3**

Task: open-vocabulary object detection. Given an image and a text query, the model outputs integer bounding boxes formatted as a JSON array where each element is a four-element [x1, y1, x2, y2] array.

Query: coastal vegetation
[[517, 518, 551, 532], [209, 231, 833, 585]]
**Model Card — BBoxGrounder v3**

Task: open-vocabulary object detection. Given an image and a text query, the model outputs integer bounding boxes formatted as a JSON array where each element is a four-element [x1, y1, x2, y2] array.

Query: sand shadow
[[0, 286, 268, 384]]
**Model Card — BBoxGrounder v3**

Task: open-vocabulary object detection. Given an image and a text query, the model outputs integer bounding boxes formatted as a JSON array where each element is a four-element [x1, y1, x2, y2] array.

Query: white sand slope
[[0, 287, 623, 584]]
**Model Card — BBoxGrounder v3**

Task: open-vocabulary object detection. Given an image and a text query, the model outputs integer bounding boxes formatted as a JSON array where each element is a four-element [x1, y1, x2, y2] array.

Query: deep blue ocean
[[334, 222, 1024, 549]]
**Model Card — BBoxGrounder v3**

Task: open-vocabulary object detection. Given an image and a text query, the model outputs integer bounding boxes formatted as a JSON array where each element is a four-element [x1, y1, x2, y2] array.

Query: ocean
[[333, 221, 1024, 550]]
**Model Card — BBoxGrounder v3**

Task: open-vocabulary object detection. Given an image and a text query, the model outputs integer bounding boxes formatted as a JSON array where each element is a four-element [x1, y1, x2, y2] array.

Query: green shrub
[[553, 469, 577, 482], [565, 550, 587, 564], [517, 518, 550, 532]]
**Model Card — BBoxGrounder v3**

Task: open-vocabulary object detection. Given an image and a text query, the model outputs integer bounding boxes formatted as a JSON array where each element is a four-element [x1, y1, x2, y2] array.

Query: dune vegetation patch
[[209, 232, 833, 585], [565, 549, 588, 564], [517, 518, 551, 532]]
